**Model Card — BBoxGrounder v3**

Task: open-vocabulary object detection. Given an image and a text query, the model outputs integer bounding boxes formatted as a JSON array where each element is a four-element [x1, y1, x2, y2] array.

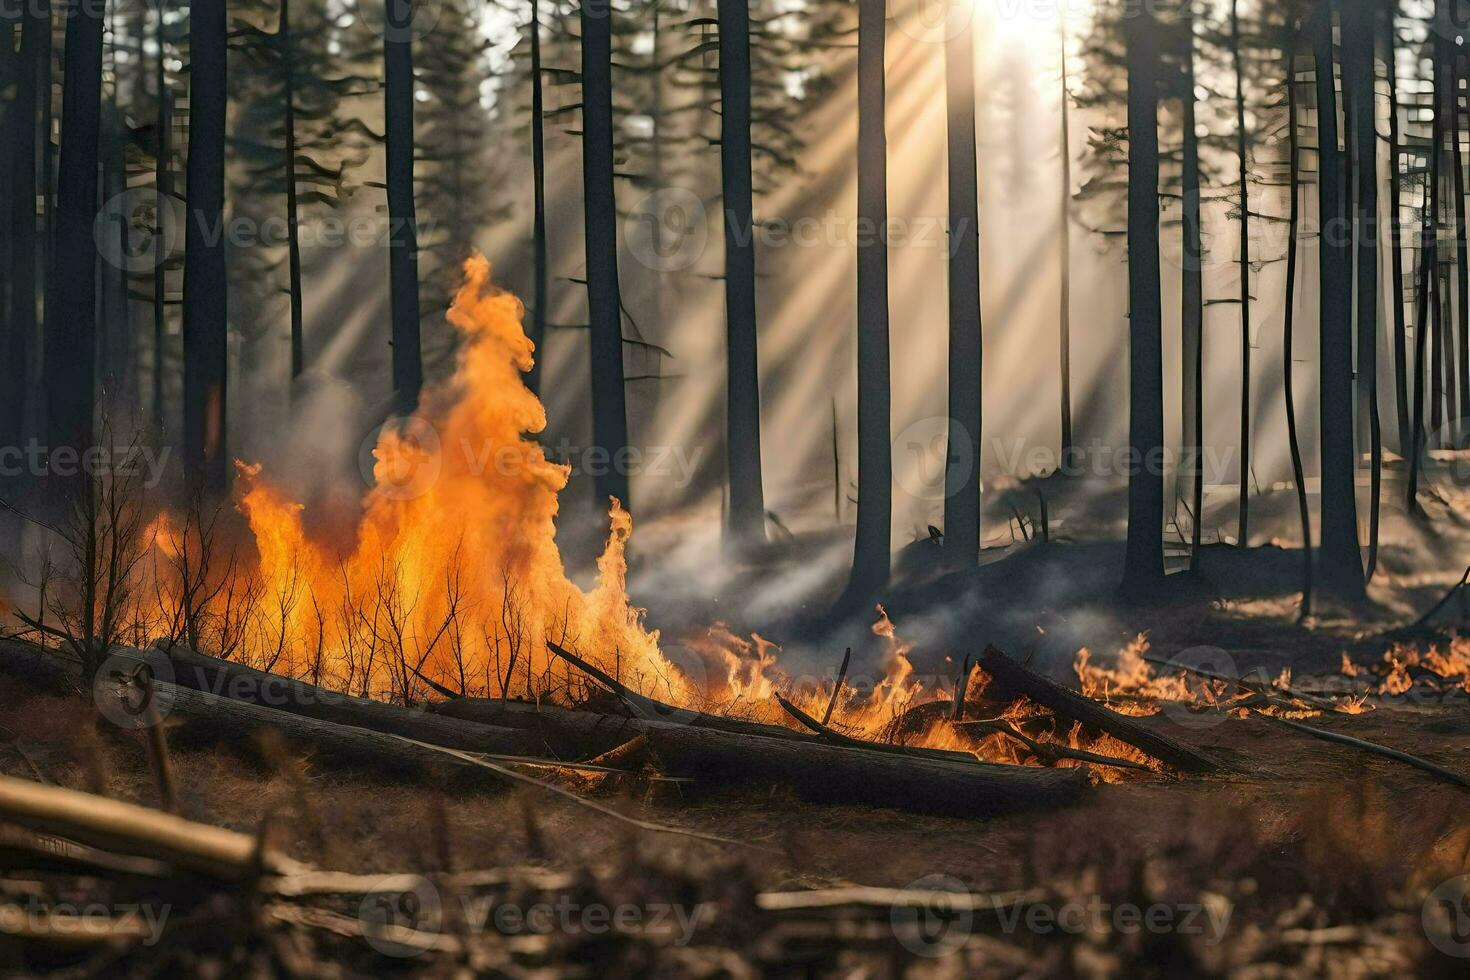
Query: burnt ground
[[4, 618, 1470, 975], [6, 475, 1470, 975]]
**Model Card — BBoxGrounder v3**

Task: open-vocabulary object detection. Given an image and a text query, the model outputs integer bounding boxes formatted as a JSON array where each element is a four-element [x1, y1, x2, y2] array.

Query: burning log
[[437, 696, 1088, 816], [974, 646, 1224, 774], [773, 693, 980, 764], [1140, 654, 1335, 711], [954, 718, 1154, 772], [543, 640, 809, 742]]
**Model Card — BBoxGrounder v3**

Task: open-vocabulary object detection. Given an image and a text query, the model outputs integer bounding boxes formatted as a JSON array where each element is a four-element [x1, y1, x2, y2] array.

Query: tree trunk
[[283, 0, 305, 383], [1409, 26, 1447, 513], [1385, 2, 1411, 458], [1344, 0, 1381, 582], [153, 1, 172, 439], [1453, 50, 1470, 443], [45, 0, 105, 501], [719, 0, 766, 544], [1314, 0, 1365, 600], [942, 11, 983, 569], [525, 0, 548, 396], [1180, 5, 1204, 572], [384, 0, 422, 420], [182, 0, 230, 494], [1121, 10, 1165, 598], [1283, 45, 1312, 617], [4, 1, 40, 499], [580, 0, 632, 509], [840, 0, 892, 606], [1231, 0, 1252, 547]]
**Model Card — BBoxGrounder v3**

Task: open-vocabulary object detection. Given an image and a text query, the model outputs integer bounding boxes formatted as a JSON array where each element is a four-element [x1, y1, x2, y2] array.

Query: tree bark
[[153, 1, 172, 439], [525, 0, 548, 396], [974, 646, 1223, 773], [183, 0, 230, 494], [1180, 5, 1204, 572], [1231, 0, 1252, 547], [1313, 0, 1365, 600], [1283, 47, 1313, 617], [436, 697, 1088, 817], [4, 0, 40, 498], [840, 0, 892, 606], [1344, 0, 1381, 582], [46, 0, 106, 501], [283, 0, 305, 383], [719, 0, 766, 544], [384, 0, 423, 420], [942, 9, 983, 569], [581, 0, 632, 509], [1121, 10, 1165, 597], [1058, 11, 1074, 457]]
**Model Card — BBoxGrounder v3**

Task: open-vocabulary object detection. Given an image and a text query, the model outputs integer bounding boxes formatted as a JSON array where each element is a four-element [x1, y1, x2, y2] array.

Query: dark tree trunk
[[183, 0, 230, 494], [718, 0, 765, 544], [1120, 10, 1165, 598], [525, 0, 548, 396], [580, 0, 631, 508], [1180, 4, 1204, 572], [45, 0, 106, 500], [4, 0, 41, 496], [282, 0, 304, 383], [153, 0, 172, 439], [1314, 0, 1365, 601], [1344, 0, 1381, 581], [1409, 27, 1447, 512], [1384, 3, 1412, 460], [1453, 51, 1470, 441], [1231, 0, 1252, 547], [839, 0, 891, 607], [384, 0, 422, 420], [100, 100, 133, 407], [942, 12, 983, 568], [1283, 45, 1312, 617]]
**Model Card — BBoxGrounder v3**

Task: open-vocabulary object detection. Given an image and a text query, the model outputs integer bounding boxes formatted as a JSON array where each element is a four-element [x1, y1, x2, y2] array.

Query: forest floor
[[5, 468, 1470, 974]]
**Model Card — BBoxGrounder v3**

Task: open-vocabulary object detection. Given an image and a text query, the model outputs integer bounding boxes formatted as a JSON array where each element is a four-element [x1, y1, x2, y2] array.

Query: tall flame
[[221, 255, 687, 702]]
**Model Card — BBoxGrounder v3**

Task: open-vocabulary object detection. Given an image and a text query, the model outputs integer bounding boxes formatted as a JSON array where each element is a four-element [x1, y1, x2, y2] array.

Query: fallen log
[[0, 772, 306, 880], [145, 643, 552, 759], [436, 696, 1087, 816], [544, 641, 808, 742], [975, 645, 1224, 774], [953, 718, 1154, 772], [773, 693, 980, 765]]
